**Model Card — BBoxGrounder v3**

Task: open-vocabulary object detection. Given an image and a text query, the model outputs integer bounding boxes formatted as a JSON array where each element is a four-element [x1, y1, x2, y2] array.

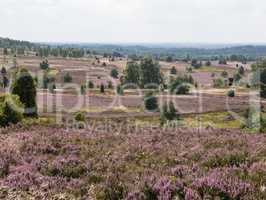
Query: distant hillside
[[1, 36, 266, 60], [0, 37, 37, 49]]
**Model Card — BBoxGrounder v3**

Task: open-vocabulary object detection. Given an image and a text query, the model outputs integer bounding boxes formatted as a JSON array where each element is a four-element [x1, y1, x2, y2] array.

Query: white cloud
[[0, 0, 265, 43]]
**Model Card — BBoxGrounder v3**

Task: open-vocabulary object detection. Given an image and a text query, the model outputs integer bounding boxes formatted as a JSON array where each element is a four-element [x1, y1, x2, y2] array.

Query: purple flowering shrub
[[0, 125, 266, 199]]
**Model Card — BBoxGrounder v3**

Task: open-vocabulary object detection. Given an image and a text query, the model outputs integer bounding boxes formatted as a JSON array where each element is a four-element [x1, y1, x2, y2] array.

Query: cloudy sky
[[0, 0, 265, 43]]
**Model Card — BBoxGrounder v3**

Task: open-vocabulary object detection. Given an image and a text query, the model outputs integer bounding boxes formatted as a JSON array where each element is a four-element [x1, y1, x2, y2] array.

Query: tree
[[213, 78, 225, 88], [1, 67, 7, 75], [166, 56, 173, 62], [234, 73, 242, 83], [100, 84, 105, 93], [48, 83, 56, 94], [170, 66, 177, 75], [191, 59, 202, 69], [160, 101, 179, 124], [205, 60, 211, 66], [238, 66, 245, 75], [3, 48, 8, 55], [110, 68, 119, 79], [2, 76, 9, 88], [227, 90, 235, 97], [11, 68, 37, 117], [88, 81, 94, 89], [124, 61, 140, 85], [221, 70, 228, 78], [40, 60, 49, 70], [116, 84, 123, 95], [169, 75, 193, 95], [219, 59, 227, 65], [139, 57, 161, 88], [80, 84, 86, 95], [63, 72, 72, 83], [144, 92, 158, 112], [108, 81, 113, 89]]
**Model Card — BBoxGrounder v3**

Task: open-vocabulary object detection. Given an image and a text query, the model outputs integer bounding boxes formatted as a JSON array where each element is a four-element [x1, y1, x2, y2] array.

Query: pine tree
[[11, 68, 38, 117]]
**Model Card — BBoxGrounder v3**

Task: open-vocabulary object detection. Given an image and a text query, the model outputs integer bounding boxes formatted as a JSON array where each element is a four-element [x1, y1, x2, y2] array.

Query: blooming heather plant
[[0, 125, 264, 199]]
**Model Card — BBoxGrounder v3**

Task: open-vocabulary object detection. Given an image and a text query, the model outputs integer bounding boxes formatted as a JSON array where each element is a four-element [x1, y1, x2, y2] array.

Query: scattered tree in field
[[166, 56, 173, 62], [160, 101, 179, 125], [205, 60, 211, 66], [3, 48, 8, 55], [110, 68, 119, 79], [251, 60, 266, 98], [1, 67, 7, 75], [213, 78, 225, 88], [227, 90, 235, 97], [63, 72, 72, 83], [75, 111, 86, 122], [170, 66, 177, 75], [191, 59, 202, 69], [139, 57, 161, 88], [100, 84, 105, 93], [116, 84, 123, 95], [41, 72, 55, 89], [88, 81, 94, 89], [169, 75, 193, 95], [0, 94, 24, 127], [144, 92, 158, 112], [11, 68, 37, 117], [219, 59, 227, 65], [48, 83, 56, 94], [80, 84, 86, 95], [108, 81, 113, 89], [124, 61, 140, 85], [40, 60, 49, 70], [12, 55, 17, 68], [221, 70, 228, 78], [234, 73, 242, 83], [186, 67, 193, 73], [238, 66, 245, 75], [2, 76, 9, 88]]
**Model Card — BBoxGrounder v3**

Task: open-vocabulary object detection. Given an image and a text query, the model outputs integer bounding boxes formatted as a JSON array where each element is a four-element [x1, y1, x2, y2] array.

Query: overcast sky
[[0, 0, 265, 44]]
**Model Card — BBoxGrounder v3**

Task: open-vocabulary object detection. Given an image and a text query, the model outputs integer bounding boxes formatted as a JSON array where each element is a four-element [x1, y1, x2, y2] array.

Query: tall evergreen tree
[[124, 61, 140, 85], [139, 57, 161, 88], [11, 68, 38, 117]]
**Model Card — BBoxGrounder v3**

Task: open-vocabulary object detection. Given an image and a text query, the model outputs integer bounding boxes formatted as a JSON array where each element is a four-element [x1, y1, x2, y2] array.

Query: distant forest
[[1, 37, 266, 61]]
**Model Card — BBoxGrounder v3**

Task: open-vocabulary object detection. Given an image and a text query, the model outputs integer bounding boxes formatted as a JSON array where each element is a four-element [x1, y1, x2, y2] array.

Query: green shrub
[[0, 94, 24, 127], [213, 78, 225, 88], [221, 70, 228, 78], [170, 75, 193, 95], [144, 92, 158, 112], [227, 90, 235, 97], [175, 84, 190, 95], [74, 111, 86, 122], [110, 68, 119, 79], [63, 72, 72, 83], [40, 60, 49, 70]]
